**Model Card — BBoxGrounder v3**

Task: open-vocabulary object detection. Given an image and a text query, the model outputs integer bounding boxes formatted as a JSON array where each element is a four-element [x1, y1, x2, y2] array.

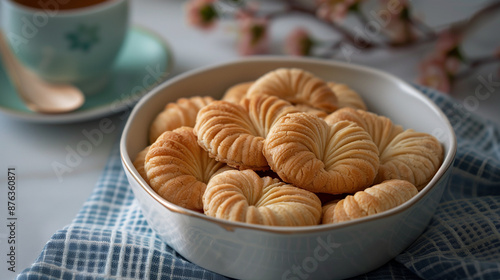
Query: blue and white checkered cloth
[[17, 85, 500, 280]]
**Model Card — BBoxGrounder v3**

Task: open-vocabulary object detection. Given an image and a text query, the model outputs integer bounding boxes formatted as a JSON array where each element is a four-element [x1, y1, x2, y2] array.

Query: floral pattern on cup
[[65, 24, 100, 52]]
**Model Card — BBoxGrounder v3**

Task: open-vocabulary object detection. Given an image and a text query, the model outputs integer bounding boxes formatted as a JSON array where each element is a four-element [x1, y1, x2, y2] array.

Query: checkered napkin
[[16, 85, 500, 280]]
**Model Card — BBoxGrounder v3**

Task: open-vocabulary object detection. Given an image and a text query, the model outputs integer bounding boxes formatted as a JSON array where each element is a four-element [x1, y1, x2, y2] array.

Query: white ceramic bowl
[[120, 57, 456, 280]]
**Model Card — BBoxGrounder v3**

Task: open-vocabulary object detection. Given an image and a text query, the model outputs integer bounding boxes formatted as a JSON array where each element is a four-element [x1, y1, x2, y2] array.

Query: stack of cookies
[[134, 68, 444, 227]]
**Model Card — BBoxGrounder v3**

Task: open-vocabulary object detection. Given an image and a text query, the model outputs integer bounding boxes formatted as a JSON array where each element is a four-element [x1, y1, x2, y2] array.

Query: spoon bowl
[[0, 30, 85, 114]]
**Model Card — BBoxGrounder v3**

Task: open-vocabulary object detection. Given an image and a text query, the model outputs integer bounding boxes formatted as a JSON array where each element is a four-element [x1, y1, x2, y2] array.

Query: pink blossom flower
[[316, 0, 359, 23], [186, 0, 218, 30], [418, 28, 466, 93], [285, 28, 314, 56], [436, 29, 462, 55], [444, 56, 462, 75], [418, 54, 451, 93], [383, 17, 412, 44], [331, 3, 350, 23], [236, 14, 269, 55], [379, 1, 416, 44]]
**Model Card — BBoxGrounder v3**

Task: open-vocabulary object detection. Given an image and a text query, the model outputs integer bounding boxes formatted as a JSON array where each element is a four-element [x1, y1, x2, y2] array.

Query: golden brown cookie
[[322, 179, 418, 224], [325, 107, 443, 189], [327, 82, 367, 110], [194, 94, 299, 170], [149, 96, 214, 144], [376, 129, 444, 189], [145, 127, 233, 211], [203, 169, 322, 226], [325, 107, 404, 153], [247, 68, 338, 113], [133, 145, 150, 183], [222, 81, 254, 104], [293, 104, 329, 118], [264, 112, 380, 194]]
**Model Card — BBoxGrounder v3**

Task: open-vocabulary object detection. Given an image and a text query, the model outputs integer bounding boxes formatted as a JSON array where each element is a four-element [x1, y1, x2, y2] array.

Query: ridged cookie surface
[[264, 113, 380, 194], [149, 96, 214, 144], [145, 127, 233, 211], [133, 145, 150, 183], [326, 107, 443, 189], [194, 94, 299, 170], [247, 68, 338, 113], [322, 179, 418, 224], [222, 81, 253, 104], [327, 82, 367, 110], [203, 169, 322, 226]]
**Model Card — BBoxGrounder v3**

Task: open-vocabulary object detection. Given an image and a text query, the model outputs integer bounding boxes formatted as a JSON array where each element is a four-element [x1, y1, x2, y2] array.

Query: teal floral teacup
[[1, 0, 129, 94]]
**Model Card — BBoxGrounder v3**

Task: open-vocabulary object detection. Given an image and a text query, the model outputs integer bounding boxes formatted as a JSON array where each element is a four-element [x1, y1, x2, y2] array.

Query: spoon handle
[[0, 29, 85, 114], [0, 30, 23, 89]]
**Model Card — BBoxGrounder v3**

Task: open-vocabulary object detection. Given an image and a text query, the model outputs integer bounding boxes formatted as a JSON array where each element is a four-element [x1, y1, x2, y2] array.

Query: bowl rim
[[120, 56, 457, 234]]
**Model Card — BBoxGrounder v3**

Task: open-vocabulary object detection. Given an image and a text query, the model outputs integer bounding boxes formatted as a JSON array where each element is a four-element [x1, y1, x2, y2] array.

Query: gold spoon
[[0, 30, 85, 114]]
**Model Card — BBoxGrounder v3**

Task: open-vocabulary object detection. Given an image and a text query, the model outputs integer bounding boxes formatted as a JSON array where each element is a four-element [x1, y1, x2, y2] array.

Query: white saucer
[[0, 26, 173, 124]]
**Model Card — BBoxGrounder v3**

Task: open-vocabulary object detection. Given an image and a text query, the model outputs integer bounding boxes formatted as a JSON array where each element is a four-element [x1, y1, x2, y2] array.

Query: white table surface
[[1, 0, 499, 279]]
